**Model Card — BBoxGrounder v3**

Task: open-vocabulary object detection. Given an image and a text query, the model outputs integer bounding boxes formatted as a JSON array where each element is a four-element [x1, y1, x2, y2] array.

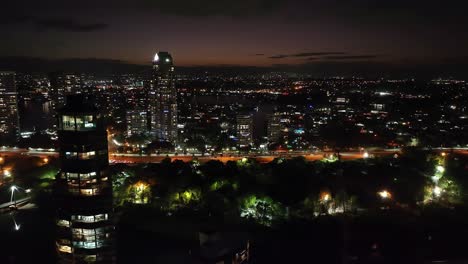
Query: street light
[[363, 152, 369, 159], [378, 190, 391, 200], [43, 157, 49, 164], [10, 185, 17, 208], [320, 192, 331, 203]]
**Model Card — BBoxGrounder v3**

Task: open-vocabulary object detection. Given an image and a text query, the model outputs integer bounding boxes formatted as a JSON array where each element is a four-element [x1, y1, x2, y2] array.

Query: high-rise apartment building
[[55, 95, 114, 263], [49, 72, 83, 117], [149, 52, 177, 143], [126, 109, 148, 137], [267, 112, 285, 143], [0, 72, 20, 142], [236, 114, 253, 147]]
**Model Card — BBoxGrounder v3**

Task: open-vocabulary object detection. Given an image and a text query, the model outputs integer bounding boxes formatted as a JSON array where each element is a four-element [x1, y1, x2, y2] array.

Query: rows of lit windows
[[65, 151, 96, 160], [62, 171, 97, 180], [57, 214, 109, 228], [72, 227, 110, 249], [69, 187, 102, 196], [61, 115, 96, 131], [72, 214, 108, 223]]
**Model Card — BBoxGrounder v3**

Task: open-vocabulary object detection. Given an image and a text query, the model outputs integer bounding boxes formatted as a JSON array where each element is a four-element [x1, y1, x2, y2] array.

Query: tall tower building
[[55, 95, 114, 263], [149, 52, 177, 143], [0, 72, 20, 142]]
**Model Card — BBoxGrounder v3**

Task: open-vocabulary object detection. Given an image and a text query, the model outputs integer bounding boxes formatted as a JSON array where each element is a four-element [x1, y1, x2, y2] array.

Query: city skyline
[[2, 1, 468, 76], [1, 1, 468, 263]]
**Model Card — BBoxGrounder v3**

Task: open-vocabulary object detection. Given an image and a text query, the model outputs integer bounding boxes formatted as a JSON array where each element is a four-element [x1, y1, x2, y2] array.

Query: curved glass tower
[[149, 51, 178, 144], [55, 95, 114, 263]]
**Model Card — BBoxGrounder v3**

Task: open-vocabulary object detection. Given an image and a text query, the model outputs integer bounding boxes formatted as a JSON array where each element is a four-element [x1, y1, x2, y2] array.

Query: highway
[[1, 147, 467, 164], [109, 150, 397, 164]]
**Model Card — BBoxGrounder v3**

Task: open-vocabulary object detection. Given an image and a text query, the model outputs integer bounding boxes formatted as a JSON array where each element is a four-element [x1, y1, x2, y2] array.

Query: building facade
[[267, 112, 284, 143], [149, 52, 178, 143], [0, 72, 20, 142], [49, 72, 83, 123], [55, 95, 114, 263], [236, 114, 253, 147], [126, 109, 148, 137]]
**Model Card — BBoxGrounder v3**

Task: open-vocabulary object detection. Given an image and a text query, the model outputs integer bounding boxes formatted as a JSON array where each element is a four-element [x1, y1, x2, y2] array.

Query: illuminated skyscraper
[[149, 52, 178, 143], [55, 95, 114, 263], [0, 72, 20, 142]]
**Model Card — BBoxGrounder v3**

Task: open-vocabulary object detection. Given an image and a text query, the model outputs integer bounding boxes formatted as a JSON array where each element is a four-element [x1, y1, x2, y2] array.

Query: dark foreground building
[[55, 95, 114, 263]]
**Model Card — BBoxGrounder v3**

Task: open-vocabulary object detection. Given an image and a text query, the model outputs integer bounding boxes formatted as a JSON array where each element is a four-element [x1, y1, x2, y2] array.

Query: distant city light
[[153, 53, 159, 62], [363, 152, 369, 159]]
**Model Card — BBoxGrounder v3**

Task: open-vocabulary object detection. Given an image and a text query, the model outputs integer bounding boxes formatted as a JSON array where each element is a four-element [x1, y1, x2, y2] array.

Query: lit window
[[80, 189, 95, 196], [58, 245, 72, 253], [57, 219, 71, 227], [72, 214, 108, 223], [62, 116, 75, 130], [65, 152, 78, 159], [66, 172, 79, 179], [78, 151, 96, 160], [76, 115, 95, 131], [80, 172, 97, 179]]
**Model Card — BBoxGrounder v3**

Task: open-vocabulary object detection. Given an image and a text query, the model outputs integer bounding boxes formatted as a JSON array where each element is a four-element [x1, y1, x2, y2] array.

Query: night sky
[[1, 0, 468, 75]]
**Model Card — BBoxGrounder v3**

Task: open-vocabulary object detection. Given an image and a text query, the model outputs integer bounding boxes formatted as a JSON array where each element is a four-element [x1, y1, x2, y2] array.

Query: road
[[109, 150, 397, 164], [0, 147, 467, 164], [0, 197, 31, 213]]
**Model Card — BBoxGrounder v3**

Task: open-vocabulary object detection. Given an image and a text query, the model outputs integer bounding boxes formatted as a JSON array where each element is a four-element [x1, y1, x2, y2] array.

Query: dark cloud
[[35, 18, 108, 32], [0, 57, 145, 73], [292, 52, 346, 57], [0, 15, 108, 32], [269, 52, 347, 59], [324, 55, 380, 60], [141, 0, 284, 17], [251, 53, 265, 56], [268, 54, 289, 59]]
